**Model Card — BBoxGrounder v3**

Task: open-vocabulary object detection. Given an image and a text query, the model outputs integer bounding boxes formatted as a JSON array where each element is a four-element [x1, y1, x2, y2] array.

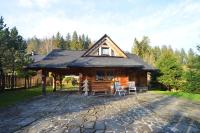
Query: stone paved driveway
[[0, 92, 200, 133]]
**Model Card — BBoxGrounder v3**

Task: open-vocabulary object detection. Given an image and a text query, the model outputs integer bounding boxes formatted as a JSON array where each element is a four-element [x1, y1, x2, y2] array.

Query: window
[[101, 47, 109, 55], [107, 71, 114, 80], [111, 49, 115, 56], [96, 70, 114, 81], [96, 71, 105, 80]]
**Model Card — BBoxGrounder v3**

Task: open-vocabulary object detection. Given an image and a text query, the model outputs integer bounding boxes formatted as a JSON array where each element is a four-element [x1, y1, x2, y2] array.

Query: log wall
[[80, 68, 147, 92]]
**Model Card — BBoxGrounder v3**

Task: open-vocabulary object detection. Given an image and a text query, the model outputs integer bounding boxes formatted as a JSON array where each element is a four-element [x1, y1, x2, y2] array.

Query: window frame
[[96, 70, 114, 81], [101, 47, 109, 56], [96, 71, 105, 81]]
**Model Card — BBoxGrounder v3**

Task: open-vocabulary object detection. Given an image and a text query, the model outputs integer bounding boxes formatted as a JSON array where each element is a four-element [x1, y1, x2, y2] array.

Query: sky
[[1, 0, 200, 52]]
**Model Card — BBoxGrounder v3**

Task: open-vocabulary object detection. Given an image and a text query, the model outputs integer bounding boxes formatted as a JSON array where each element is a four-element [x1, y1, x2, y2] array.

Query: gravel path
[[0, 92, 200, 133]]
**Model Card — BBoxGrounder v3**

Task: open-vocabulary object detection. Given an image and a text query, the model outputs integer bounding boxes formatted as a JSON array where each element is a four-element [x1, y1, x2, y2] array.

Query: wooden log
[[52, 73, 57, 92], [59, 75, 62, 89], [79, 73, 83, 94], [42, 70, 47, 96]]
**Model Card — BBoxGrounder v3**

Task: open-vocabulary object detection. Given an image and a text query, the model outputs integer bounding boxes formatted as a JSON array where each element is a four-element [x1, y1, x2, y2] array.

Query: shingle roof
[[28, 49, 85, 68], [30, 54, 45, 63], [28, 49, 156, 71], [68, 56, 143, 67]]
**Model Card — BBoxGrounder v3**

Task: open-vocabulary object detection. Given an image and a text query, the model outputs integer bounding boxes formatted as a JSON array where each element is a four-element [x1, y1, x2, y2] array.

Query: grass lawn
[[150, 90, 200, 102], [0, 87, 53, 108]]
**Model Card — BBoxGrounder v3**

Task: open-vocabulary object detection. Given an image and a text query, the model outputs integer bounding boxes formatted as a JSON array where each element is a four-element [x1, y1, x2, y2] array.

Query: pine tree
[[1, 26, 27, 89], [132, 36, 152, 65], [180, 48, 187, 64], [187, 48, 195, 65], [152, 46, 161, 62], [65, 33, 71, 50], [185, 46, 200, 93], [156, 51, 183, 91], [132, 36, 150, 59], [71, 31, 79, 50], [82, 34, 86, 49], [51, 32, 65, 49], [27, 36, 41, 54], [0, 16, 7, 91], [85, 35, 90, 49], [77, 35, 83, 50], [59, 36, 65, 49]]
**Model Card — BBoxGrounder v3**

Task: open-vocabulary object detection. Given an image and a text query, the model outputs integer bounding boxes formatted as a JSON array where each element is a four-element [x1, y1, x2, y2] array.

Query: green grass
[[150, 90, 200, 102], [0, 87, 53, 108]]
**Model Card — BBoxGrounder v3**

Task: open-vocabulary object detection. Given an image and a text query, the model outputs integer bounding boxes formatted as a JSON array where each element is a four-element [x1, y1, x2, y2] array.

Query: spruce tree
[[65, 33, 71, 50], [78, 35, 83, 50], [85, 35, 90, 49], [156, 51, 183, 91], [185, 46, 200, 93], [71, 31, 79, 50]]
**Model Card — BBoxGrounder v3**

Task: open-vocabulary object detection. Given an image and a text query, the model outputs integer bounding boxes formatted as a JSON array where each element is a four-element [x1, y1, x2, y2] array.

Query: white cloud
[[10, 0, 200, 52], [120, 0, 200, 51], [18, 0, 33, 7], [18, 0, 56, 8]]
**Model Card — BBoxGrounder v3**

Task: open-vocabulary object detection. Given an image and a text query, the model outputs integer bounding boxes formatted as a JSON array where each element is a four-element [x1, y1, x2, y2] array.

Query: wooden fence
[[0, 74, 52, 90]]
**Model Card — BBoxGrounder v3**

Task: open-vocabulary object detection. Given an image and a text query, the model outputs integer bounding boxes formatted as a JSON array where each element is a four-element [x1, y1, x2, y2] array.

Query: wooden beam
[[79, 73, 83, 94], [59, 75, 62, 89], [42, 69, 47, 96], [52, 73, 57, 92]]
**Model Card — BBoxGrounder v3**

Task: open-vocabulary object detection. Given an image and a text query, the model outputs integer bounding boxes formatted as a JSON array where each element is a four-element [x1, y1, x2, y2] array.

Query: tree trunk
[[11, 73, 14, 89], [2, 74, 5, 91], [8, 75, 11, 89], [14, 74, 17, 89], [28, 77, 30, 88], [24, 77, 27, 89], [30, 77, 32, 87], [11, 57, 15, 89], [0, 70, 5, 92]]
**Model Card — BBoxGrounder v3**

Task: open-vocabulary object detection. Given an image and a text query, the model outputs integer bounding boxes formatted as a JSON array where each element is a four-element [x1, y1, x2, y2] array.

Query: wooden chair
[[114, 81, 126, 96], [128, 81, 137, 94]]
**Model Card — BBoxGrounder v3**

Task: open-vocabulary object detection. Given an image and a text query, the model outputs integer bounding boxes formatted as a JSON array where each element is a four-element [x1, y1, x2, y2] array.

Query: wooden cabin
[[28, 34, 156, 95]]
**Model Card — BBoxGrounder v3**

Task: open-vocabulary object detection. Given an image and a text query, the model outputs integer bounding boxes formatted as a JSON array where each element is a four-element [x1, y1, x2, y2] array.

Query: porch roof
[[28, 49, 156, 71]]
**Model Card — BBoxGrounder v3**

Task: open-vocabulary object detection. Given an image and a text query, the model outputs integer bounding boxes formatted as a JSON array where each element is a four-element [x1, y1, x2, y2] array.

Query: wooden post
[[79, 73, 83, 94], [59, 75, 62, 89], [42, 69, 47, 96], [52, 73, 57, 92]]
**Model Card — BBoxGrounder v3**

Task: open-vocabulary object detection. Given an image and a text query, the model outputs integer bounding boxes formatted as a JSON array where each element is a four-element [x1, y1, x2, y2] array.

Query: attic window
[[101, 47, 109, 55], [111, 49, 115, 56]]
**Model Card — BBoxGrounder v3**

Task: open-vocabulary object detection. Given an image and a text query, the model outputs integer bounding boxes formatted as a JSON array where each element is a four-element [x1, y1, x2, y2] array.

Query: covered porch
[[39, 67, 150, 96]]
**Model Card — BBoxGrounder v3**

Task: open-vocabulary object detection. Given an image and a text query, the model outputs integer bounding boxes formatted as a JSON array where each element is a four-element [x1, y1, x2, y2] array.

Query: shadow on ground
[[0, 91, 199, 133]]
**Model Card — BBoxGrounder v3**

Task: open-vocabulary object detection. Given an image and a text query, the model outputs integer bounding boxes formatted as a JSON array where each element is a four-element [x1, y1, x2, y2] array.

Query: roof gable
[[82, 34, 127, 58]]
